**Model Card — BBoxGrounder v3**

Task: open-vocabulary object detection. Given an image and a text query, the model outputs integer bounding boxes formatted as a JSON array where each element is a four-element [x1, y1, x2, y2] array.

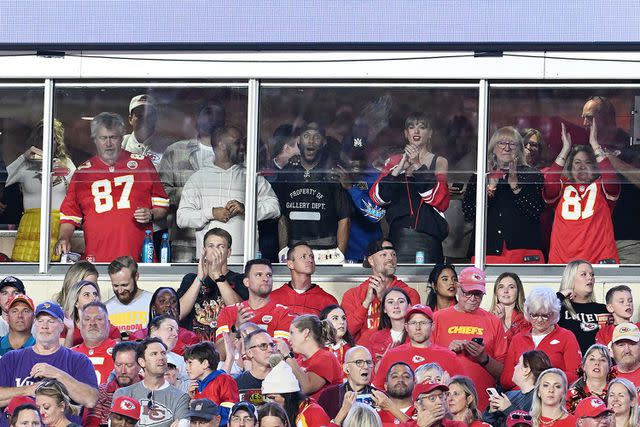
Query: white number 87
[[92, 175, 135, 213]]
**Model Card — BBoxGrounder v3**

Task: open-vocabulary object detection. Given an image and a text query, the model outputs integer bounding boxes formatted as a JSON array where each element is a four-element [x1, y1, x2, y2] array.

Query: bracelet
[[149, 212, 155, 222], [198, 277, 206, 285], [556, 155, 566, 162]]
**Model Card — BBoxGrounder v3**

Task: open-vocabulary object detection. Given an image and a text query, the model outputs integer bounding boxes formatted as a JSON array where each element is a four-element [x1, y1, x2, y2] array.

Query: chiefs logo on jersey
[[412, 355, 425, 363], [78, 161, 92, 170], [127, 161, 138, 170], [262, 315, 273, 323]]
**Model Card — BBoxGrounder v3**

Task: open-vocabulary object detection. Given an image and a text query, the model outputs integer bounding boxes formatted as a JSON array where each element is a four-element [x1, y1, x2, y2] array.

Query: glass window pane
[[54, 86, 248, 264], [259, 86, 478, 265], [489, 88, 639, 264], [0, 88, 44, 263]]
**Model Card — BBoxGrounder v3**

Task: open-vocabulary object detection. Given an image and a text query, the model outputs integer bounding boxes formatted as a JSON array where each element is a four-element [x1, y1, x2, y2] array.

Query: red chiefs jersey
[[215, 300, 294, 341], [270, 283, 338, 316], [297, 349, 342, 401], [613, 365, 640, 391], [544, 161, 619, 264], [195, 371, 239, 405], [378, 405, 415, 426], [60, 150, 169, 262], [72, 338, 116, 385]]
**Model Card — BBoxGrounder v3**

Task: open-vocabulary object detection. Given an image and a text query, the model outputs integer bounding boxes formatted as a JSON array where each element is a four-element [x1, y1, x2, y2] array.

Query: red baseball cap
[[111, 396, 141, 421], [412, 382, 449, 402], [574, 396, 613, 419], [405, 304, 434, 322], [4, 396, 35, 415], [506, 410, 533, 427], [7, 294, 34, 311], [457, 267, 486, 294]]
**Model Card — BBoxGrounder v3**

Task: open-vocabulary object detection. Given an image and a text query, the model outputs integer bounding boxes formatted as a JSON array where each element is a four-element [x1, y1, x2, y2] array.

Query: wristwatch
[[283, 351, 295, 361], [214, 274, 227, 283]]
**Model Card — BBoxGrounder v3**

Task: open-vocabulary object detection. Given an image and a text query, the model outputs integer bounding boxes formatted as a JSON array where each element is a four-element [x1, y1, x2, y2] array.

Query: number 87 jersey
[[543, 159, 620, 264], [60, 150, 169, 262]]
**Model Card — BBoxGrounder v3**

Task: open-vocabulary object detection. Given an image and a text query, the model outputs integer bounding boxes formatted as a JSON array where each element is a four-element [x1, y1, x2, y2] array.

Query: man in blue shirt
[[0, 294, 35, 356]]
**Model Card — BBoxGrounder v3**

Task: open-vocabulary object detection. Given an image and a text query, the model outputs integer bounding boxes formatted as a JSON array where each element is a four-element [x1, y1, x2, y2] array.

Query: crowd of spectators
[[0, 251, 636, 426]]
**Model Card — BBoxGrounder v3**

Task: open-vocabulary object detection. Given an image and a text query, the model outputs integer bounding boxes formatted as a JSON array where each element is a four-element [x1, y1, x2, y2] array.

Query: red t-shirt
[[195, 371, 239, 405], [613, 365, 640, 390], [215, 300, 293, 341], [501, 325, 581, 390], [341, 277, 420, 340], [544, 160, 619, 264], [539, 415, 577, 426], [359, 328, 408, 366], [398, 419, 466, 427], [270, 283, 338, 316], [373, 343, 464, 389], [297, 399, 332, 427], [72, 338, 116, 385], [431, 306, 508, 410], [297, 348, 342, 400], [60, 150, 169, 262]]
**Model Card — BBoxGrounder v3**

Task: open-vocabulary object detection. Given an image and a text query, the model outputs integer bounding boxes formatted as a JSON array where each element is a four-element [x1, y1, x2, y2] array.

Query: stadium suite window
[[258, 86, 479, 265], [487, 89, 640, 265]]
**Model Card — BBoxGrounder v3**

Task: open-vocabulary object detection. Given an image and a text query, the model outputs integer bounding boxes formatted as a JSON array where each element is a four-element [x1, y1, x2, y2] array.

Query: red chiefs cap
[[412, 382, 449, 402], [457, 267, 486, 294], [405, 304, 434, 322], [574, 396, 613, 419], [7, 294, 34, 311], [4, 396, 35, 415], [111, 396, 141, 421]]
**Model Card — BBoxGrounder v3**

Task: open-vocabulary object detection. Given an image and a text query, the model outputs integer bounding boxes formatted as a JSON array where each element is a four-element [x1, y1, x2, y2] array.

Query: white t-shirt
[[105, 290, 153, 338]]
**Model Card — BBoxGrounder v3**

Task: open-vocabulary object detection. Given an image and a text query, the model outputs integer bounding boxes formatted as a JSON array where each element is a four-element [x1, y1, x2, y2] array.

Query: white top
[[532, 331, 550, 347], [105, 290, 153, 336]]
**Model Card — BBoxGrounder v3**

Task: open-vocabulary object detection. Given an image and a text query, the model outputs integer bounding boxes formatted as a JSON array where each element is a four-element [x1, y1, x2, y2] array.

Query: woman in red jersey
[[544, 121, 620, 264], [529, 368, 576, 427], [489, 272, 529, 342]]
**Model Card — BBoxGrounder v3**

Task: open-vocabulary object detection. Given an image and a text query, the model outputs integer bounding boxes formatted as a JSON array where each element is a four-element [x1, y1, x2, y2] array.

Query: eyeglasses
[[509, 413, 533, 421], [417, 392, 448, 404], [496, 140, 517, 149], [461, 290, 483, 300], [529, 313, 551, 321], [406, 320, 432, 328], [96, 135, 122, 143], [248, 342, 276, 351], [346, 359, 374, 368]]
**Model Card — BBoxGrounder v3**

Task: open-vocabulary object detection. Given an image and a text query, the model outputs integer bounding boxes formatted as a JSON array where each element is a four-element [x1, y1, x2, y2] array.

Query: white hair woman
[[607, 377, 639, 427], [557, 260, 610, 354], [501, 287, 581, 390], [530, 368, 576, 427]]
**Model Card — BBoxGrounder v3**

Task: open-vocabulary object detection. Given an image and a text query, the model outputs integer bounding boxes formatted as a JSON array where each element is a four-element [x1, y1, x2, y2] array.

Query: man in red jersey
[[72, 301, 117, 385], [270, 242, 337, 315], [431, 267, 507, 410], [342, 239, 420, 340], [56, 112, 169, 262], [611, 323, 640, 388], [373, 305, 462, 389], [396, 383, 465, 427], [215, 259, 293, 360]]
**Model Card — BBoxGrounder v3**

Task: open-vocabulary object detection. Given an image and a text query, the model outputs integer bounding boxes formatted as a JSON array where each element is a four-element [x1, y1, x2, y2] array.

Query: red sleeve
[[597, 158, 621, 201], [372, 350, 394, 389], [217, 374, 240, 404], [60, 176, 83, 226], [405, 285, 421, 306], [595, 327, 607, 346], [500, 338, 518, 390], [215, 306, 236, 341], [543, 162, 564, 203], [369, 155, 401, 206], [273, 306, 294, 340], [423, 172, 450, 211], [430, 310, 442, 345], [179, 328, 200, 345], [301, 402, 332, 427], [562, 330, 582, 385], [109, 325, 121, 340], [342, 285, 369, 338], [130, 328, 147, 341], [487, 315, 508, 363], [307, 351, 342, 385]]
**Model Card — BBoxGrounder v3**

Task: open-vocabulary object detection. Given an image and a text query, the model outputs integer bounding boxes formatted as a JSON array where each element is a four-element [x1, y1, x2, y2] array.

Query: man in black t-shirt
[[234, 329, 275, 402], [273, 122, 353, 263], [177, 228, 248, 341]]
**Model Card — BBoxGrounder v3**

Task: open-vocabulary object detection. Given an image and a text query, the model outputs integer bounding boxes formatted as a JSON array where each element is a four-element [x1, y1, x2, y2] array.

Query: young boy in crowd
[[184, 341, 239, 425], [596, 285, 638, 347]]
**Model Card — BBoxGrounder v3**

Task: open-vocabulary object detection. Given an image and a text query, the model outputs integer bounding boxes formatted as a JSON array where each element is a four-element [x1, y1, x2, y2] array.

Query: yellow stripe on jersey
[[151, 197, 169, 207], [273, 330, 290, 340], [216, 324, 230, 339]]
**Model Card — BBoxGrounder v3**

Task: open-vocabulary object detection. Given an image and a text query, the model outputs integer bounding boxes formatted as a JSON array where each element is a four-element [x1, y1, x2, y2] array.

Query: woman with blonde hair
[[557, 260, 609, 354], [275, 314, 342, 400], [60, 280, 119, 347], [489, 272, 528, 340], [566, 343, 614, 413], [463, 126, 545, 264], [530, 368, 576, 427], [607, 377, 639, 427], [447, 376, 491, 426], [54, 260, 99, 305], [34, 379, 82, 427], [8, 119, 75, 262]]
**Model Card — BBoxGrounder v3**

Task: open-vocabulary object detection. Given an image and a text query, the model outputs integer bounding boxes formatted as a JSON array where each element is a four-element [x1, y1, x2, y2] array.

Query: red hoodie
[[270, 282, 338, 316]]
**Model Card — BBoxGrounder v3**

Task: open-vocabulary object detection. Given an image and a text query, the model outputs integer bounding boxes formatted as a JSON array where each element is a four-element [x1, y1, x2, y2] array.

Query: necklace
[[540, 414, 562, 426]]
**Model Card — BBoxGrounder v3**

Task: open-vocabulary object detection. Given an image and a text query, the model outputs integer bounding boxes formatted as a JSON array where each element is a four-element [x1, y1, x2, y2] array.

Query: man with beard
[[215, 259, 293, 360], [610, 323, 640, 387], [72, 302, 116, 385], [341, 239, 420, 341], [178, 126, 280, 264], [56, 112, 170, 262], [373, 305, 463, 390], [0, 294, 35, 356], [86, 342, 142, 427], [273, 121, 352, 263], [106, 256, 153, 340], [379, 362, 416, 425], [270, 241, 337, 315], [113, 337, 189, 427]]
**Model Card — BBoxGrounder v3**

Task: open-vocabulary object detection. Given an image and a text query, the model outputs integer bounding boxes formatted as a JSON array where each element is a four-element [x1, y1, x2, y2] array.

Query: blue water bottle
[[160, 232, 171, 263], [141, 230, 154, 263]]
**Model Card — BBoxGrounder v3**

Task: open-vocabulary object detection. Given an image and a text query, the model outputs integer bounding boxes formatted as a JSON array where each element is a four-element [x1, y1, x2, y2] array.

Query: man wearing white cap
[[122, 94, 171, 169], [611, 322, 640, 387]]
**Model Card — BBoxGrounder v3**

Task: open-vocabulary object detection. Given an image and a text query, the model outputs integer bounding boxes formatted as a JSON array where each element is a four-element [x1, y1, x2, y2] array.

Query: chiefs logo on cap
[[472, 273, 482, 281], [619, 326, 633, 333], [120, 399, 136, 410]]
